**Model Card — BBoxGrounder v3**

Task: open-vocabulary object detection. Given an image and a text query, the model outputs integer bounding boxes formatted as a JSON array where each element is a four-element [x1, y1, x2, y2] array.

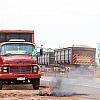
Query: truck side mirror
[[40, 48, 43, 55]]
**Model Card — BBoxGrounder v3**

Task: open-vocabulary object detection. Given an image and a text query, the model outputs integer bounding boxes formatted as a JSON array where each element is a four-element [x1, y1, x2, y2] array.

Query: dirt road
[[0, 84, 97, 100]]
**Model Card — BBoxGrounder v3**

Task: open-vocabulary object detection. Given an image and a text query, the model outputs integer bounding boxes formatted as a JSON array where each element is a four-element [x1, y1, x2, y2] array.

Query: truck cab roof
[[0, 30, 34, 33], [0, 41, 35, 46]]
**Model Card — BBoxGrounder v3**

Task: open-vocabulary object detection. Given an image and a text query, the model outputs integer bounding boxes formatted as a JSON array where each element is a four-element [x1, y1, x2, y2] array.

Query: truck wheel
[[0, 80, 2, 90], [32, 78, 40, 90]]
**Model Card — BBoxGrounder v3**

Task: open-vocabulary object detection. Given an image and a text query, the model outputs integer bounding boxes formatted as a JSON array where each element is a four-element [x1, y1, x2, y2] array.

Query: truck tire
[[32, 78, 40, 90], [0, 80, 2, 90]]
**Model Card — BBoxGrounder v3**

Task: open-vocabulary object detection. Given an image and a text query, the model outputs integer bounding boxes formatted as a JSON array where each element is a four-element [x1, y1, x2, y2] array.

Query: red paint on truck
[[0, 30, 41, 90]]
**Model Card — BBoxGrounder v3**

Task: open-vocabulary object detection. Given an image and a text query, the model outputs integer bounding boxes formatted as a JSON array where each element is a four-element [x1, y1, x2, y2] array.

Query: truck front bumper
[[0, 73, 41, 79]]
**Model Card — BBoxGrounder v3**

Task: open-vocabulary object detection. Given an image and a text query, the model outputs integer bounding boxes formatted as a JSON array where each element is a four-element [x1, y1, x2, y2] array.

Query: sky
[[0, 0, 100, 49]]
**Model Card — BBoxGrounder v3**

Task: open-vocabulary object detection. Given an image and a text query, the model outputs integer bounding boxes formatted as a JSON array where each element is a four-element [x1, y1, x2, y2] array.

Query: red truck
[[0, 30, 42, 90]]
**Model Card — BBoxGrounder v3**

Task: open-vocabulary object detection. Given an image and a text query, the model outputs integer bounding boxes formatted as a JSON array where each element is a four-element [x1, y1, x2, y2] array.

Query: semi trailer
[[54, 46, 96, 66]]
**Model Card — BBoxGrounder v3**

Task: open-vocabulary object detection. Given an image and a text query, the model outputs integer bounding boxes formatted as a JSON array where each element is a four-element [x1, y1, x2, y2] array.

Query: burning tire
[[32, 78, 40, 90], [0, 80, 2, 90]]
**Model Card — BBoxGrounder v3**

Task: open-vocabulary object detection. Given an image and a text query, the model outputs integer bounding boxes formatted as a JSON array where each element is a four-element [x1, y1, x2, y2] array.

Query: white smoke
[[40, 66, 99, 96]]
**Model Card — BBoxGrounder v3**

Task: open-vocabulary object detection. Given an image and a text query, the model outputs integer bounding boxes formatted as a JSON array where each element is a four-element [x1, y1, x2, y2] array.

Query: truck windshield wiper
[[3, 53, 13, 56], [25, 53, 32, 55], [2, 52, 32, 56]]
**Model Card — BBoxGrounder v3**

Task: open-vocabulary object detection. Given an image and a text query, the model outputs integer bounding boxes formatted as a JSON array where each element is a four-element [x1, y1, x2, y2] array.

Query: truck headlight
[[3, 70, 7, 72], [3, 66, 8, 70], [3, 66, 9, 73], [32, 66, 38, 73]]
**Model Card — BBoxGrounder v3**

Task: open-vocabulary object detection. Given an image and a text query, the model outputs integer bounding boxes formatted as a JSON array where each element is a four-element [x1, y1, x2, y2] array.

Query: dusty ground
[[0, 84, 98, 100], [0, 70, 99, 100]]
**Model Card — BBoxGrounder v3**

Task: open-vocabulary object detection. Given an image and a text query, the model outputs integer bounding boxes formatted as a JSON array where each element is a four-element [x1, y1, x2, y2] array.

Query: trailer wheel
[[0, 80, 2, 90], [32, 78, 40, 90]]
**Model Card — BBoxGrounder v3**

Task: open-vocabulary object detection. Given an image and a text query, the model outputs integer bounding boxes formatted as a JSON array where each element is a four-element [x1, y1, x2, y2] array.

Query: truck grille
[[10, 66, 32, 73]]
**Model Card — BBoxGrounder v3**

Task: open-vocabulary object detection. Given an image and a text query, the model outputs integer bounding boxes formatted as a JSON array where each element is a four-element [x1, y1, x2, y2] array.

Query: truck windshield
[[0, 43, 36, 56]]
